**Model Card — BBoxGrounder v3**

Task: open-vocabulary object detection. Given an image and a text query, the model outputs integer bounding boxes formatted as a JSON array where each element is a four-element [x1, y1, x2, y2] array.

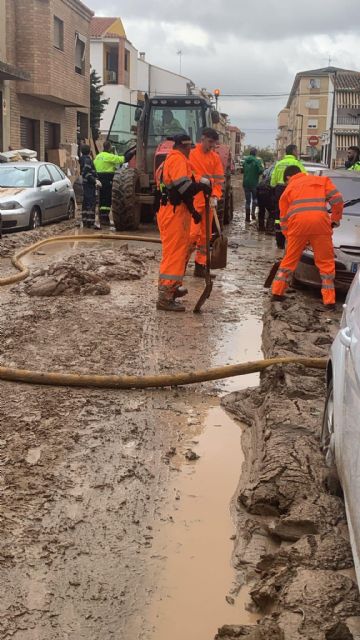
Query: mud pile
[[220, 291, 360, 640], [24, 246, 154, 296]]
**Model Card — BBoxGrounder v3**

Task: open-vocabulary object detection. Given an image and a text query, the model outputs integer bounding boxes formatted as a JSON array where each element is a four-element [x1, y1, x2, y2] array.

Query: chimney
[[139, 52, 145, 61]]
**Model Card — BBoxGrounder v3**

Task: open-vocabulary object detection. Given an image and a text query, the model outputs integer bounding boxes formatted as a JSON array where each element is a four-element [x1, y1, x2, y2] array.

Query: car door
[[340, 284, 360, 564], [37, 164, 56, 222], [46, 164, 69, 218]]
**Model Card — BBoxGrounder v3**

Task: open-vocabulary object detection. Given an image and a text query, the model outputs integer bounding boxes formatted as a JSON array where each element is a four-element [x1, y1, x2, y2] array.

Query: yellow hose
[[0, 233, 327, 390], [0, 357, 326, 390]]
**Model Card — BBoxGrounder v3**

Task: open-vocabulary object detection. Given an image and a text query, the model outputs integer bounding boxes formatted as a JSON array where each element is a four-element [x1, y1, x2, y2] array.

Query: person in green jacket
[[93, 141, 129, 226], [270, 144, 306, 249], [270, 144, 306, 187], [94, 140, 125, 173], [243, 148, 263, 222]]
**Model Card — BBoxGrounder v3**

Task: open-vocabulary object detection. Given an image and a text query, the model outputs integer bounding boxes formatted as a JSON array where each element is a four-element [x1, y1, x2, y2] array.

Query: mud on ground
[[220, 290, 360, 639]]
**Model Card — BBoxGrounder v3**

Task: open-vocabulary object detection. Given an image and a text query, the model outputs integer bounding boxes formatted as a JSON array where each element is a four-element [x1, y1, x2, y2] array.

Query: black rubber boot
[[245, 206, 251, 223], [251, 203, 256, 221]]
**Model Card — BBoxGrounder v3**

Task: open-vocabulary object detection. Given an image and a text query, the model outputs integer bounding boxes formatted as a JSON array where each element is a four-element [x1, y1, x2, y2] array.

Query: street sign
[[308, 135, 319, 146]]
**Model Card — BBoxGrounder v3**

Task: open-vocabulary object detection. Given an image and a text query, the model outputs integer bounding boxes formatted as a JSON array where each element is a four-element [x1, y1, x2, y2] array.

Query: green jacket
[[348, 162, 360, 171], [243, 155, 263, 188], [270, 155, 306, 187], [94, 151, 125, 173]]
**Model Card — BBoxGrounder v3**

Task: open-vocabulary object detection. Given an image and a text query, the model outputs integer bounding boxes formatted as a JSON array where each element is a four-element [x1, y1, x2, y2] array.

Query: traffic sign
[[308, 135, 319, 146]]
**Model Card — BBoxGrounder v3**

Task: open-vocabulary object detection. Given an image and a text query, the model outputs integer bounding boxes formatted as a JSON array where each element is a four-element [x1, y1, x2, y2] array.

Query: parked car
[[322, 271, 360, 584], [294, 170, 360, 291], [0, 162, 76, 231]]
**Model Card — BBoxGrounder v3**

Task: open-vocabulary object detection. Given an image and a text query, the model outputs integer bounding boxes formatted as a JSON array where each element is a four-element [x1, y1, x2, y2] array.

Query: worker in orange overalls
[[272, 165, 343, 309], [189, 127, 225, 277], [157, 134, 212, 312]]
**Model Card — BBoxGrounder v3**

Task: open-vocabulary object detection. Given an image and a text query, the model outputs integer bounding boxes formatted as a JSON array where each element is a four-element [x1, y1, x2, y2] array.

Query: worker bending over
[[272, 166, 343, 310], [157, 134, 211, 312], [188, 127, 224, 277]]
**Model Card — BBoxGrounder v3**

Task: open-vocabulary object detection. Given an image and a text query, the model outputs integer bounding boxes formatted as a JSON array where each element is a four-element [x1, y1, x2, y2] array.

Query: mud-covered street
[[0, 177, 359, 640]]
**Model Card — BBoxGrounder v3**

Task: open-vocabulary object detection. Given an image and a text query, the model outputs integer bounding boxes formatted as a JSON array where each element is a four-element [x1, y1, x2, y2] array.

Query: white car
[[322, 271, 360, 584], [0, 162, 76, 231]]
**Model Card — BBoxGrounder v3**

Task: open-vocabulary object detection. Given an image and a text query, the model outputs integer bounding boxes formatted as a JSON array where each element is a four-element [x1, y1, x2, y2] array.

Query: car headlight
[[0, 201, 22, 210]]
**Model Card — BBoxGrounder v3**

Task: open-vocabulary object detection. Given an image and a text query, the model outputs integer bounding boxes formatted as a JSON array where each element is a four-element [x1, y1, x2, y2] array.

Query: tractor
[[107, 94, 234, 230]]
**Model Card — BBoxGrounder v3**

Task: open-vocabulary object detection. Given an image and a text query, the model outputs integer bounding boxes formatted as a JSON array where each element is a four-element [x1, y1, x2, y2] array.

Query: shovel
[[193, 195, 213, 313], [264, 259, 281, 288]]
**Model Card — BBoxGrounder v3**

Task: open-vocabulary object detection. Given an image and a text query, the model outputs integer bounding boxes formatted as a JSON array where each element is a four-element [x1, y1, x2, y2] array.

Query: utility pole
[[296, 114, 303, 157], [328, 71, 337, 168], [177, 49, 182, 75]]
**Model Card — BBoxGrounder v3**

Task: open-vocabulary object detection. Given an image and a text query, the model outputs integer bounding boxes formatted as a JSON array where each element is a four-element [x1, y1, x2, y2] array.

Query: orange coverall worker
[[189, 144, 224, 266], [272, 173, 343, 306], [157, 146, 209, 310]]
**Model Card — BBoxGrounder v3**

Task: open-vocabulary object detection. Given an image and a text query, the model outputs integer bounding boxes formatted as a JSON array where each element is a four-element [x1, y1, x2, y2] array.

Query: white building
[[90, 17, 193, 134]]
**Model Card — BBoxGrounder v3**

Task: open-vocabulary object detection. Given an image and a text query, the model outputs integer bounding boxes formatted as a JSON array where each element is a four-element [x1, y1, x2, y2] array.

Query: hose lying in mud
[[0, 233, 162, 286], [0, 357, 326, 390], [0, 233, 326, 389]]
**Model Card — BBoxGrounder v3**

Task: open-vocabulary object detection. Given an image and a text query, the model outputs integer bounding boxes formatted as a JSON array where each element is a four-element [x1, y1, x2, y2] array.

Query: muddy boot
[[193, 262, 216, 279], [174, 286, 188, 299], [157, 287, 186, 312], [245, 206, 251, 223], [251, 203, 256, 221], [265, 215, 275, 234]]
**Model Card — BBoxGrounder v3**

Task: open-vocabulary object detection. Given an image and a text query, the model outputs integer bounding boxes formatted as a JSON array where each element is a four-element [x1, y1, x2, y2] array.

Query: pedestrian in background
[[272, 165, 343, 310], [243, 148, 263, 223], [80, 144, 98, 228], [270, 144, 306, 248], [94, 141, 135, 225]]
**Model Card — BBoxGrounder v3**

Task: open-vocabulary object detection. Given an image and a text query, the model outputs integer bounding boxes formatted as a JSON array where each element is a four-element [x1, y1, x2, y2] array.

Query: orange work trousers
[[272, 233, 335, 305], [189, 205, 213, 266], [157, 202, 191, 291]]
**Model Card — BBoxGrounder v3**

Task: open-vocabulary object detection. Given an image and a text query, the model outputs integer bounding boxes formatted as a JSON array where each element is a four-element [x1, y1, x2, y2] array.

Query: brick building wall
[[5, 0, 93, 159]]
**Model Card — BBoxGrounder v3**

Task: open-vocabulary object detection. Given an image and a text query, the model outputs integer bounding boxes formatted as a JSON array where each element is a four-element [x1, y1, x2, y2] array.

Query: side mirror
[[211, 110, 220, 124], [38, 178, 53, 187], [135, 107, 142, 122]]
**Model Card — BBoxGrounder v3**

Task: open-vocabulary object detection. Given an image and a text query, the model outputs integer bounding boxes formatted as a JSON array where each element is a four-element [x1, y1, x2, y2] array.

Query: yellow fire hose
[[0, 233, 327, 390]]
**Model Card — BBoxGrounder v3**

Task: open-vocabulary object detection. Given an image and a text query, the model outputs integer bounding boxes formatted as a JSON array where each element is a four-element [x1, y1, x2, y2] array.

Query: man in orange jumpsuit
[[189, 127, 225, 277], [157, 134, 212, 312], [272, 166, 343, 309]]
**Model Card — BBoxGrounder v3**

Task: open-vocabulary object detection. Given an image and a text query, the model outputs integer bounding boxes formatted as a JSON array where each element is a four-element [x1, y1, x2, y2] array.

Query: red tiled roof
[[90, 17, 116, 37]]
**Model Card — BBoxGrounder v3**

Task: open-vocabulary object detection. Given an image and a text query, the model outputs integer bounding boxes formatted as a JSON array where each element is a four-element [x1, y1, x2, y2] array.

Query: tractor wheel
[[112, 168, 141, 231]]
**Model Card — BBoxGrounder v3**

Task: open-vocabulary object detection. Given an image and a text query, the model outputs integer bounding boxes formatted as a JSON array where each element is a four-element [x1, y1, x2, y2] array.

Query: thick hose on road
[[0, 233, 162, 286], [0, 357, 326, 390], [0, 233, 327, 390]]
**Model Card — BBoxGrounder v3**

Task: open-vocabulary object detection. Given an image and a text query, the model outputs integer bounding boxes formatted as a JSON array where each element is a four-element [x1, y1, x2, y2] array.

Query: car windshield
[[0, 166, 35, 188], [332, 175, 360, 210]]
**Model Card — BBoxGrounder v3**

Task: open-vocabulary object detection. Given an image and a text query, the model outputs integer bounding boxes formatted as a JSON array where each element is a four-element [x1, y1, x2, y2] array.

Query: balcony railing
[[104, 70, 118, 84], [337, 115, 360, 126]]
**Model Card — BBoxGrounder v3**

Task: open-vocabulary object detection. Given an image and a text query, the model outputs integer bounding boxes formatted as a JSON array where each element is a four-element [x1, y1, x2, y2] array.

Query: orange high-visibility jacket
[[189, 144, 224, 209], [161, 148, 194, 207], [279, 173, 343, 237]]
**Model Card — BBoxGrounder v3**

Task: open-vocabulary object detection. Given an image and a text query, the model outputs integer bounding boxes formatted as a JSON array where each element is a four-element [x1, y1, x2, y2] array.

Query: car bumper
[[0, 208, 29, 230], [294, 249, 358, 292]]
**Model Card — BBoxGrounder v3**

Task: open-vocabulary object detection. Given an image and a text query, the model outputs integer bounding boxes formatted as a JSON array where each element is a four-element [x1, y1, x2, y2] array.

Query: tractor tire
[[112, 168, 141, 231]]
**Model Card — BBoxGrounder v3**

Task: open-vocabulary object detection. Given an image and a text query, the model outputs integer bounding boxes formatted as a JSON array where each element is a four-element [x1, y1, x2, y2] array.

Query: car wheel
[[321, 380, 342, 495], [67, 198, 75, 219], [29, 207, 41, 230]]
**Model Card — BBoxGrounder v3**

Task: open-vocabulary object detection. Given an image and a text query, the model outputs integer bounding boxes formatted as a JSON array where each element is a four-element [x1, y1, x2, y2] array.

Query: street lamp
[[296, 113, 303, 157]]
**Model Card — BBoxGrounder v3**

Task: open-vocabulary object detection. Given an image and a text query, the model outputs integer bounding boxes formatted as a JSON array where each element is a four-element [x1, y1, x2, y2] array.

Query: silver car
[[322, 272, 360, 585], [294, 170, 360, 291], [0, 162, 76, 231]]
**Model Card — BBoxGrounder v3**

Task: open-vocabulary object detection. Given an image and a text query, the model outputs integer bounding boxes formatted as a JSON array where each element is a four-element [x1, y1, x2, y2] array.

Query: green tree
[[90, 69, 109, 142], [244, 146, 275, 165]]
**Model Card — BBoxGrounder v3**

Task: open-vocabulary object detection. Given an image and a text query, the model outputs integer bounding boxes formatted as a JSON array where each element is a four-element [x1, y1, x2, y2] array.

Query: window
[[75, 33, 86, 75], [54, 16, 64, 51], [309, 78, 320, 89], [308, 119, 318, 129], [306, 100, 319, 109], [124, 49, 130, 87], [46, 164, 63, 182], [38, 165, 51, 184]]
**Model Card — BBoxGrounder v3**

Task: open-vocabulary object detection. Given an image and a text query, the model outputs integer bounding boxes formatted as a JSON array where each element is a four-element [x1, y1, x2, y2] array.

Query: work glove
[[192, 211, 202, 224], [209, 197, 218, 208]]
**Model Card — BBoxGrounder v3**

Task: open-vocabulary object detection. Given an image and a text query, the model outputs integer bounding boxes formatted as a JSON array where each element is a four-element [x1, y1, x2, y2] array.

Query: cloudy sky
[[86, 0, 360, 148]]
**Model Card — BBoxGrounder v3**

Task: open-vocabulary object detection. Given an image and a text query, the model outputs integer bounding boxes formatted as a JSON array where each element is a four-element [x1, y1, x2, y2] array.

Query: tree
[[90, 69, 109, 142], [243, 145, 275, 165]]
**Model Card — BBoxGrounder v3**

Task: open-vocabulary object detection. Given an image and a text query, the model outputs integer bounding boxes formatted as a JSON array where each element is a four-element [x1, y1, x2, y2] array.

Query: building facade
[[90, 17, 193, 135], [276, 67, 360, 167], [1, 0, 93, 159], [228, 125, 244, 161]]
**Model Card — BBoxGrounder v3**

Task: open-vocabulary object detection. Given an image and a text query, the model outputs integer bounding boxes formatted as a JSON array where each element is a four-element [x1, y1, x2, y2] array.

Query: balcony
[[104, 69, 118, 84]]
